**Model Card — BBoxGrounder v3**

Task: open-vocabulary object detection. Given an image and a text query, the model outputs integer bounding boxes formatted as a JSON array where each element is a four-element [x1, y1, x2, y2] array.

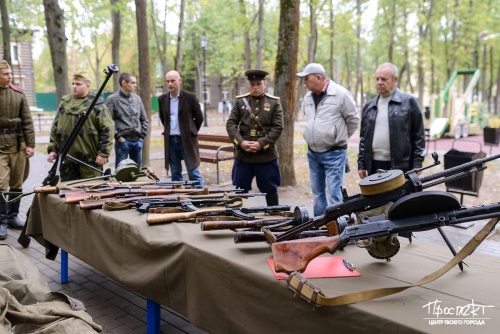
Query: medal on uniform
[[250, 129, 256, 137], [264, 102, 270, 111]]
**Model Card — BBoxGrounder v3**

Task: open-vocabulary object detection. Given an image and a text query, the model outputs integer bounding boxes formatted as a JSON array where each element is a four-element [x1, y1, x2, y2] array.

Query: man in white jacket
[[297, 63, 360, 216]]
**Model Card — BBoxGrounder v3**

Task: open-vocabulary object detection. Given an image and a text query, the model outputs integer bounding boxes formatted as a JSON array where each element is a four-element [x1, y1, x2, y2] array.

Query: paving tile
[[94, 315, 122, 330], [101, 305, 128, 319], [116, 314, 144, 329]]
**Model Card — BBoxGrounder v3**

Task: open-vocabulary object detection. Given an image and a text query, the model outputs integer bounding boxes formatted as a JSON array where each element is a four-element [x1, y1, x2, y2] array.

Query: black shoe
[[0, 224, 7, 240], [7, 217, 24, 230]]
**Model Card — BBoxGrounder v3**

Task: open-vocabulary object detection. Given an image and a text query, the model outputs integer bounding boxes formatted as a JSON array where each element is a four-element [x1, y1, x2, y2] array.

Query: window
[[10, 43, 20, 65]]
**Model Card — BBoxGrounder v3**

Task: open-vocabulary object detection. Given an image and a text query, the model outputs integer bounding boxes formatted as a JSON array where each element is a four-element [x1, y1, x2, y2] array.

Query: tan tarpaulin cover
[[0, 243, 102, 333], [26, 193, 500, 334]]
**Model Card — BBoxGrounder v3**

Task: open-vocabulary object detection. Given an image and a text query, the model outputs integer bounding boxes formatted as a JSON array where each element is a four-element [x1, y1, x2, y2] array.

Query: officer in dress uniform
[[0, 60, 35, 240], [226, 70, 284, 206]]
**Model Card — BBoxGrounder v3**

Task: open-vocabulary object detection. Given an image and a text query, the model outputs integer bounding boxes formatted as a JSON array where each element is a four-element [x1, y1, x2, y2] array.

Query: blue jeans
[[115, 139, 143, 168], [169, 136, 204, 188], [307, 148, 347, 216]]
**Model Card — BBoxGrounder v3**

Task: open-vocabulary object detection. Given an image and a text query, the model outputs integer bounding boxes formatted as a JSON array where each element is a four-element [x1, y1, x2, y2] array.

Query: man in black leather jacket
[[357, 62, 425, 179]]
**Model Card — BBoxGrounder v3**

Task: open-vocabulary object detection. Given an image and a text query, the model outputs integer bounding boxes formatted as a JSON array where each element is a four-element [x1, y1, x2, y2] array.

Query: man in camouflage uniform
[[226, 70, 284, 206], [0, 60, 35, 240], [47, 72, 114, 182]]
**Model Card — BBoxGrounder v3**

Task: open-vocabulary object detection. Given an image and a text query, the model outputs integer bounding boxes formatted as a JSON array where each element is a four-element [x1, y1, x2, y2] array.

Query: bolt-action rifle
[[272, 191, 500, 273], [272, 152, 500, 242], [135, 193, 267, 213], [147, 205, 291, 225]]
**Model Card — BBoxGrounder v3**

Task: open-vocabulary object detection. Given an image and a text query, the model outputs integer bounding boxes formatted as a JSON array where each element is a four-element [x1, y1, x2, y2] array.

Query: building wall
[[0, 37, 36, 106]]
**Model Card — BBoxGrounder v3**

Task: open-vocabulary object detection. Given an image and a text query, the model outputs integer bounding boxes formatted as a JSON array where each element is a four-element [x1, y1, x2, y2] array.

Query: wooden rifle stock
[[272, 236, 342, 273], [79, 193, 249, 210], [147, 207, 241, 224], [79, 194, 192, 210], [200, 218, 291, 231], [65, 188, 205, 204]]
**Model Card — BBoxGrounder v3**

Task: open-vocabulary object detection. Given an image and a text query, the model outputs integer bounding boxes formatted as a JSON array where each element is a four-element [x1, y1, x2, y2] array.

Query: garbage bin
[[444, 140, 486, 193]]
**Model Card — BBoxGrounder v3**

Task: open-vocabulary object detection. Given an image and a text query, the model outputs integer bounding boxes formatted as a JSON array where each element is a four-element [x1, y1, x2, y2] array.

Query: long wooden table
[[26, 193, 500, 334]]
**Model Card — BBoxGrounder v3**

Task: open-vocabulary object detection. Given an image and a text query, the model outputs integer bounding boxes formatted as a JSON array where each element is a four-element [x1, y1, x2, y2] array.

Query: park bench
[[198, 134, 234, 184]]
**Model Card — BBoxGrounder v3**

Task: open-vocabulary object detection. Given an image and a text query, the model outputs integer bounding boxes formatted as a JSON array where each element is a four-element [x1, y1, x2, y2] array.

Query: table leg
[[61, 249, 68, 284], [147, 299, 161, 334]]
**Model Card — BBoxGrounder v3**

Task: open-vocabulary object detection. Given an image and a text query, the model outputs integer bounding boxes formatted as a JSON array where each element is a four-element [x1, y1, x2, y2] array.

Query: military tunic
[[48, 94, 114, 181], [0, 85, 35, 190], [226, 92, 284, 163]]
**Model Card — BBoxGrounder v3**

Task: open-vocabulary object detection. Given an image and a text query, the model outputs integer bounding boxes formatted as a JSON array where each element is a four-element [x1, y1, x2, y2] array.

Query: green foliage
[[5, 0, 499, 112]]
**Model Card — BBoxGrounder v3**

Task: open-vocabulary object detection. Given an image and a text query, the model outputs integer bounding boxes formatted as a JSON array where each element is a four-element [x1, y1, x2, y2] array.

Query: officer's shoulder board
[[9, 84, 24, 94], [236, 92, 251, 99], [264, 93, 280, 100]]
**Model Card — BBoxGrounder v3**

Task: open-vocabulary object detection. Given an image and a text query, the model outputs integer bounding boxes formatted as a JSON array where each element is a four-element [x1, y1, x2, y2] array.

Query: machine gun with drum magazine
[[271, 191, 500, 274], [270, 152, 500, 243]]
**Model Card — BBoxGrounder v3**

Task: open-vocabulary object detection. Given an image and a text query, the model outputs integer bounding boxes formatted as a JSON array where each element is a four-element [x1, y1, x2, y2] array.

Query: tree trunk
[[150, 0, 167, 91], [175, 0, 185, 71], [135, 0, 152, 168], [328, 1, 335, 80], [110, 0, 121, 92], [496, 60, 500, 114], [239, 0, 251, 70], [387, 0, 397, 63], [0, 0, 11, 64], [43, 0, 70, 104], [256, 0, 264, 69], [354, 0, 362, 106], [307, 1, 317, 63], [275, 0, 300, 187]]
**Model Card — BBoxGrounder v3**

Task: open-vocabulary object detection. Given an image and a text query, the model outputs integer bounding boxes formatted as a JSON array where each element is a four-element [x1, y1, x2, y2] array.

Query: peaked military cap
[[73, 71, 91, 82], [245, 69, 269, 82]]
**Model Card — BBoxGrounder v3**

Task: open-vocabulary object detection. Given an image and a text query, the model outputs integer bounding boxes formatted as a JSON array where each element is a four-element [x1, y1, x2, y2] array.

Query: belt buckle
[[3, 129, 11, 134]]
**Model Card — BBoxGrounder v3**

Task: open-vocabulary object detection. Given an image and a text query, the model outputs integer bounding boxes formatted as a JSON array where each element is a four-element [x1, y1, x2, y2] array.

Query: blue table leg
[[61, 249, 68, 284], [147, 299, 161, 334]]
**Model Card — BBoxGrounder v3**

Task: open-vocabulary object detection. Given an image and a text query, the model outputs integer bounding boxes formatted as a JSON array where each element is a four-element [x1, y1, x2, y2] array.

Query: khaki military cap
[[0, 60, 11, 70], [73, 71, 91, 82], [245, 69, 269, 82]]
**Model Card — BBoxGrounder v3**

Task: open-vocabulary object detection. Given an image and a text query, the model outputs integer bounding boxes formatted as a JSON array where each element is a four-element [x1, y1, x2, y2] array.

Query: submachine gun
[[270, 152, 500, 243]]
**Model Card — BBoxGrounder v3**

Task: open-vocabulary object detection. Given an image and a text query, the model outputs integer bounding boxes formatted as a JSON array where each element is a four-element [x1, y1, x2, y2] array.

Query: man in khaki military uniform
[[47, 72, 114, 182], [226, 70, 284, 206], [0, 60, 35, 240]]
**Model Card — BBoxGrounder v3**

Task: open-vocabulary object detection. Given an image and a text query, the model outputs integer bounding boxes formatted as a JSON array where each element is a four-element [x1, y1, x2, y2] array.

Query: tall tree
[[239, 0, 252, 70], [43, 0, 69, 103], [135, 0, 152, 167], [0, 0, 11, 64], [175, 0, 185, 71], [256, 0, 264, 68], [150, 0, 168, 89], [110, 0, 121, 91], [275, 0, 300, 187], [307, 0, 317, 63]]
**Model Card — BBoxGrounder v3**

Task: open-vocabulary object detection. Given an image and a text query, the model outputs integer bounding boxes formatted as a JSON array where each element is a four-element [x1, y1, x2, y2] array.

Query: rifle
[[64, 187, 242, 204], [200, 205, 310, 231], [42, 64, 119, 186], [272, 191, 500, 273], [272, 152, 500, 242], [135, 197, 246, 213], [135, 192, 266, 213], [234, 229, 329, 243], [147, 205, 291, 225], [79, 193, 258, 211]]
